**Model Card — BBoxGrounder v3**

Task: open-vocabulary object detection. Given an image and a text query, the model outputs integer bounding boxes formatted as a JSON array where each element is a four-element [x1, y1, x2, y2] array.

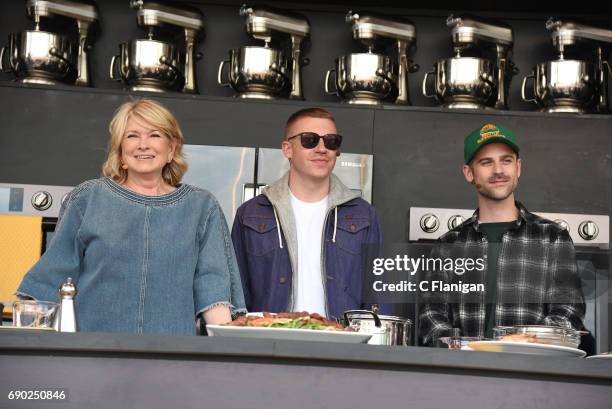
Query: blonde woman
[[18, 99, 245, 335]]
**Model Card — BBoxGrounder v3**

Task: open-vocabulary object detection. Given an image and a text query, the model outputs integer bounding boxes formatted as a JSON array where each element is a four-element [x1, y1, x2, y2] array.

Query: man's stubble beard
[[474, 177, 518, 202]]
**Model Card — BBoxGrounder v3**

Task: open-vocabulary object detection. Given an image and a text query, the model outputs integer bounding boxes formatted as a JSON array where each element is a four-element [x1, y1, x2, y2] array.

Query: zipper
[[271, 203, 297, 312], [320, 208, 332, 318]]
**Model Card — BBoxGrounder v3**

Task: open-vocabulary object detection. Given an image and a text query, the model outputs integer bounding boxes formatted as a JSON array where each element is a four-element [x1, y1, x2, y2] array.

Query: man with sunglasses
[[419, 123, 585, 346], [231, 107, 387, 318]]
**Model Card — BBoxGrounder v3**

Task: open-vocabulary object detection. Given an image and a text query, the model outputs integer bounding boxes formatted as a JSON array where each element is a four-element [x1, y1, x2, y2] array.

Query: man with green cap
[[419, 123, 585, 346]]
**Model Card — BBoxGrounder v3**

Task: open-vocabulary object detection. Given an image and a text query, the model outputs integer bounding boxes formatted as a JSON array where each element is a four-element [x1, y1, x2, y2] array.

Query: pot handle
[[479, 73, 496, 88], [269, 62, 290, 81], [422, 70, 436, 98], [604, 60, 612, 79], [160, 56, 185, 87], [0, 46, 10, 73], [324, 68, 338, 96], [403, 321, 412, 346], [217, 59, 230, 87], [521, 72, 537, 103], [343, 310, 382, 328], [109, 54, 122, 81], [49, 47, 75, 71], [375, 68, 398, 100], [159, 56, 180, 74]]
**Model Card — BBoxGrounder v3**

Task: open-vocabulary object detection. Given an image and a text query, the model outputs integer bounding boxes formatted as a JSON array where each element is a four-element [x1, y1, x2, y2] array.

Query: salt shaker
[[58, 277, 78, 332]]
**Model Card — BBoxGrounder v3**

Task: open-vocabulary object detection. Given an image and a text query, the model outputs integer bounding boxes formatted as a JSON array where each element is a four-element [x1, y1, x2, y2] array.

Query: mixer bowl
[[326, 53, 397, 104], [422, 57, 496, 107], [522, 59, 597, 113], [110, 39, 184, 92], [218, 46, 288, 98], [4, 30, 76, 85]]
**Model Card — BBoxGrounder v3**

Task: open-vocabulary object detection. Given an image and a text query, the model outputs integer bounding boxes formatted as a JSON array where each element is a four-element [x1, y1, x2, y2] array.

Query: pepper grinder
[[58, 278, 78, 332]]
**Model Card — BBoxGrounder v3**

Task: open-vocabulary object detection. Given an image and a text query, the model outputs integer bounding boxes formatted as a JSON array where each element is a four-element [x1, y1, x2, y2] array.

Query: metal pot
[[218, 46, 288, 99], [422, 57, 496, 108], [343, 310, 412, 346], [521, 59, 597, 113], [325, 52, 397, 105], [1, 30, 76, 85], [110, 39, 184, 92]]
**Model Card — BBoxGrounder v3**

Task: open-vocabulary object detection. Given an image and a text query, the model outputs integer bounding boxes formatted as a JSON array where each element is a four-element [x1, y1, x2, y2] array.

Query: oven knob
[[31, 191, 52, 211], [420, 214, 440, 233], [578, 221, 599, 240], [553, 219, 570, 232], [447, 215, 465, 230]]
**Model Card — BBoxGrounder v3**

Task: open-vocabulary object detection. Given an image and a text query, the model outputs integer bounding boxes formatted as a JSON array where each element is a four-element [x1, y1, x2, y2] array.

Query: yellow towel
[[0, 215, 43, 318]]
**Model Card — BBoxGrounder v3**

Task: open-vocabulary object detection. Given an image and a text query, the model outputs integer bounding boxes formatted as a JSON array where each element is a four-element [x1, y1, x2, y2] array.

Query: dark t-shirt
[[479, 221, 515, 338]]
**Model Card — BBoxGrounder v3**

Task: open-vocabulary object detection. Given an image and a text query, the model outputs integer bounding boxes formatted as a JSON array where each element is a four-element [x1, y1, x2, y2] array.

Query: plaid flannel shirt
[[419, 202, 585, 346]]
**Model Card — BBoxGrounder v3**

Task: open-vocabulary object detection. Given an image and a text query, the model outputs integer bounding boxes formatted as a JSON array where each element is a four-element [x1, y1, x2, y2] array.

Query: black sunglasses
[[286, 132, 343, 151]]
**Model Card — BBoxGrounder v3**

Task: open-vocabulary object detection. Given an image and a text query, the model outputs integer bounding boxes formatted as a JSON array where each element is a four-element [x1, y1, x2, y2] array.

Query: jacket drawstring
[[273, 207, 283, 249], [332, 206, 338, 243]]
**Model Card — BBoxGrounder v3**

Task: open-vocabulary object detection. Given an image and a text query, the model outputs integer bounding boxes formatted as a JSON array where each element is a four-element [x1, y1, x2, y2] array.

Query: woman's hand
[[202, 304, 232, 325]]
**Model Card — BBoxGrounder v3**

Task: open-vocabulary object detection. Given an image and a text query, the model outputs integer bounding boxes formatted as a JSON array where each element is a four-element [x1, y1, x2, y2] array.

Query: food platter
[[206, 325, 372, 343], [468, 340, 586, 357]]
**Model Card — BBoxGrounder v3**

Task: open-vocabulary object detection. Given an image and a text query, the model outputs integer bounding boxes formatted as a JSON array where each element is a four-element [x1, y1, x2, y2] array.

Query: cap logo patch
[[477, 124, 505, 144]]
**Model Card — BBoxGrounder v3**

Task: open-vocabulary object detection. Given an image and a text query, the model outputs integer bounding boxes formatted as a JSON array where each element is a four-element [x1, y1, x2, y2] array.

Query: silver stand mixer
[[218, 4, 310, 100], [1, 0, 98, 86], [522, 18, 612, 114], [326, 11, 418, 105], [423, 14, 517, 110], [110, 1, 203, 93]]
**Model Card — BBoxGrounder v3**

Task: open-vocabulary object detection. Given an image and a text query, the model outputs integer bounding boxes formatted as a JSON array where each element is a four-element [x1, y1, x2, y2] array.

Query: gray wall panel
[[0, 85, 374, 185]]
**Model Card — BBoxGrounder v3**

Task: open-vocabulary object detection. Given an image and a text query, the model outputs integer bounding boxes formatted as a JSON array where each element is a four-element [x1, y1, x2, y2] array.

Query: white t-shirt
[[290, 191, 328, 316]]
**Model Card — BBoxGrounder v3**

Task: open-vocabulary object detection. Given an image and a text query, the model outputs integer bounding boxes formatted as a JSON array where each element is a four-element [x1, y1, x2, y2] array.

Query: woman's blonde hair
[[102, 99, 188, 186]]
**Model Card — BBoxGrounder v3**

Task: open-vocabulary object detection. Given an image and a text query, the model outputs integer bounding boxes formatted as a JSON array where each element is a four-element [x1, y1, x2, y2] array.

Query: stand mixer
[[522, 18, 612, 114], [218, 4, 310, 100], [423, 14, 517, 110], [325, 11, 418, 105], [1, 0, 98, 86], [110, 1, 203, 93]]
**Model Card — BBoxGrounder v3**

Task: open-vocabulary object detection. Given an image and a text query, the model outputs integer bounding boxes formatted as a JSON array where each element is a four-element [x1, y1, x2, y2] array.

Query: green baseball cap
[[464, 123, 520, 164]]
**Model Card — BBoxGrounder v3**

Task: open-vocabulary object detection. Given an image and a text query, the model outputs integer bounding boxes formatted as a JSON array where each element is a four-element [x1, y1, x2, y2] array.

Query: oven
[[408, 207, 610, 354], [0, 183, 74, 321]]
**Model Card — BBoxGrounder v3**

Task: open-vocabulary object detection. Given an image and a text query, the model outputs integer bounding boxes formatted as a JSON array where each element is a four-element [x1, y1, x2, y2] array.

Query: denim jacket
[[18, 178, 246, 335], [231, 172, 390, 319]]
